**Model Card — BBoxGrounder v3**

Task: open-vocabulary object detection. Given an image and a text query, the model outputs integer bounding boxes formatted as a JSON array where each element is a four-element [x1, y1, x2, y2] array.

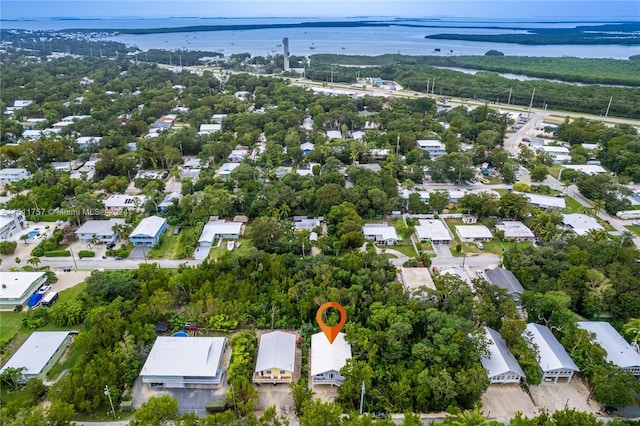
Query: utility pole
[[179, 55, 182, 67], [604, 96, 613, 118], [527, 87, 536, 118], [431, 77, 435, 96], [359, 381, 365, 415], [104, 385, 116, 419], [396, 133, 400, 155], [69, 245, 77, 269], [426, 77, 430, 95], [507, 87, 512, 105]]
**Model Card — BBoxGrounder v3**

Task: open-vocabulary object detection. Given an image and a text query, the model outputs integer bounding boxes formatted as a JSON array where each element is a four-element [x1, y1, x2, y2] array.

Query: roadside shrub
[[44, 250, 71, 257], [106, 244, 132, 258], [78, 250, 95, 258], [0, 241, 17, 255]]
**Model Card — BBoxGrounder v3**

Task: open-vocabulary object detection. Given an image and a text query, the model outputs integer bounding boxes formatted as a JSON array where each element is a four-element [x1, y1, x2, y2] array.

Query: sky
[[1, 0, 639, 20]]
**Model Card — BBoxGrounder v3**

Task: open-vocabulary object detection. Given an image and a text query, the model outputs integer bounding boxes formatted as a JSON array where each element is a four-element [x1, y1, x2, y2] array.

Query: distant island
[[56, 20, 640, 46], [425, 23, 640, 45]]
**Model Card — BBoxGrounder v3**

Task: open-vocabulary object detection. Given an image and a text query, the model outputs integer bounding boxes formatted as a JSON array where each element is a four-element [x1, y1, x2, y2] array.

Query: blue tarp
[[27, 293, 43, 307]]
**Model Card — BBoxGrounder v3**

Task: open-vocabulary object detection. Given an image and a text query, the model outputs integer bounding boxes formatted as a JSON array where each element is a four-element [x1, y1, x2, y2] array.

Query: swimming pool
[[26, 228, 41, 238]]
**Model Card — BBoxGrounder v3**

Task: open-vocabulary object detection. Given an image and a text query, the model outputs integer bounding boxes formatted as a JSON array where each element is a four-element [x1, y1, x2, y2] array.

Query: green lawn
[[147, 231, 180, 260], [208, 238, 254, 259], [548, 165, 562, 179], [627, 225, 640, 236], [563, 196, 589, 214], [386, 243, 417, 257]]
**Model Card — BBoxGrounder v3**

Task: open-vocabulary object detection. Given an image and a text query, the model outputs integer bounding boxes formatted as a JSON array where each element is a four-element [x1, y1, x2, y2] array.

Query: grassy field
[[563, 196, 588, 214], [628, 225, 640, 236], [208, 238, 254, 259], [147, 231, 180, 260]]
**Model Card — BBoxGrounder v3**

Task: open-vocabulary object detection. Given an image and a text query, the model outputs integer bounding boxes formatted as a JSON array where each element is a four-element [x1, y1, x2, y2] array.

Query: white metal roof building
[[455, 225, 493, 242], [495, 221, 536, 241], [561, 214, 604, 236], [311, 332, 352, 386], [0, 332, 72, 382], [415, 219, 452, 244], [525, 323, 579, 383], [140, 337, 228, 388], [577, 322, 640, 376], [129, 216, 167, 247], [0, 272, 48, 308], [518, 192, 566, 210], [253, 331, 297, 383], [561, 165, 606, 175], [198, 221, 243, 247], [362, 224, 398, 245], [480, 327, 525, 384]]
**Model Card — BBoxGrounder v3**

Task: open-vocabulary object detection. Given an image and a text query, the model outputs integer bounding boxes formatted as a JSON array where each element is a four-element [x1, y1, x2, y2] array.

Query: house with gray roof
[[577, 322, 640, 377], [484, 268, 525, 304], [525, 323, 579, 383], [75, 219, 125, 244], [0, 332, 72, 383], [480, 327, 525, 384]]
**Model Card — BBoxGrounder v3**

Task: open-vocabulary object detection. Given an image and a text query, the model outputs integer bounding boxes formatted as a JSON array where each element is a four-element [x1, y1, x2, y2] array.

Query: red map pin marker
[[316, 302, 347, 344]]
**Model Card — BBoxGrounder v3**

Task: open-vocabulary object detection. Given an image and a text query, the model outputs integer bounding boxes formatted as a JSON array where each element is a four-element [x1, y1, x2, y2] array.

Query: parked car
[[476, 242, 484, 250], [36, 285, 51, 294], [106, 242, 116, 249], [476, 270, 485, 279], [632, 221, 640, 226]]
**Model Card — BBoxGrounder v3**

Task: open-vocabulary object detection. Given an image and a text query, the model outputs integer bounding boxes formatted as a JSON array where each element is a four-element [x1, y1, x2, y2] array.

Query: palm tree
[[619, 231, 636, 248], [585, 229, 609, 242], [623, 318, 640, 344], [27, 257, 40, 268], [591, 199, 605, 217], [451, 405, 491, 426]]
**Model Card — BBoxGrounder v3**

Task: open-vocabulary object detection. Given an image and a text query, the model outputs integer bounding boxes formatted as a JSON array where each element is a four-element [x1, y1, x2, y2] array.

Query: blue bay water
[[3, 17, 639, 59]]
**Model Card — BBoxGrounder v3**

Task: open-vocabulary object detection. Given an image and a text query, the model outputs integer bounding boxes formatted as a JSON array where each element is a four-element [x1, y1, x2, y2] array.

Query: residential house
[[517, 192, 566, 210], [140, 337, 228, 388], [0, 272, 48, 309], [75, 136, 102, 150], [159, 192, 183, 212], [0, 332, 72, 383], [362, 223, 398, 245], [228, 147, 250, 163], [416, 140, 446, 159], [129, 216, 168, 247], [484, 268, 525, 304], [326, 130, 342, 140], [300, 142, 315, 156], [495, 221, 536, 242], [524, 323, 579, 383], [536, 146, 571, 164], [455, 225, 493, 243], [561, 165, 606, 176], [0, 209, 26, 240], [480, 327, 525, 384], [253, 331, 297, 384], [576, 322, 640, 377], [311, 332, 352, 386], [198, 220, 243, 247], [215, 163, 240, 178], [0, 168, 30, 183], [104, 194, 146, 216], [561, 214, 604, 236], [199, 123, 222, 134], [414, 219, 452, 244], [293, 216, 322, 232], [75, 218, 125, 244]]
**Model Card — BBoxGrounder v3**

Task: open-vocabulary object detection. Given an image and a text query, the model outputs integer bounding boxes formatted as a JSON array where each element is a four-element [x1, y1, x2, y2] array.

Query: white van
[[41, 291, 59, 307]]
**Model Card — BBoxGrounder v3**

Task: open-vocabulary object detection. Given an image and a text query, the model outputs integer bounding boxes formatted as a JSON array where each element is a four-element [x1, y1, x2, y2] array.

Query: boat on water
[[227, 241, 235, 251], [310, 46, 316, 50]]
